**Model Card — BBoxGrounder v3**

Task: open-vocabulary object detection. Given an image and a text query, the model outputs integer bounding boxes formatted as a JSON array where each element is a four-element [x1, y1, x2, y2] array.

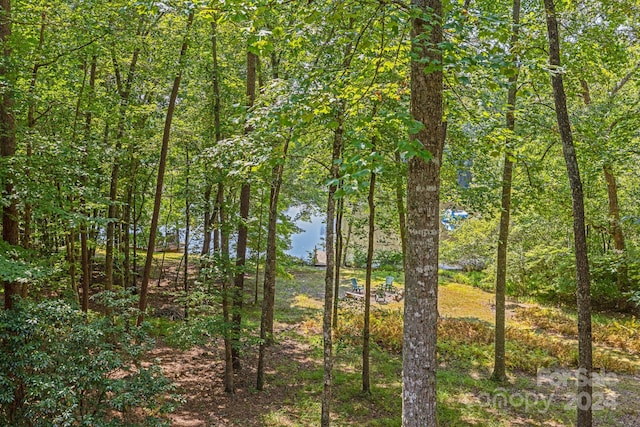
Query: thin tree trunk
[[332, 195, 344, 328], [603, 165, 625, 254], [1, 0, 19, 310], [342, 204, 356, 267], [492, 0, 520, 383], [220, 186, 234, 394], [22, 12, 46, 251], [363, 139, 376, 395], [202, 20, 223, 258], [123, 183, 133, 289], [81, 55, 97, 311], [183, 142, 191, 319], [231, 50, 258, 371], [580, 78, 628, 292], [403, 0, 444, 424], [213, 183, 223, 253], [138, 11, 194, 326], [254, 187, 265, 305], [256, 138, 290, 390], [157, 176, 174, 287], [66, 228, 79, 305], [201, 184, 213, 256], [106, 38, 142, 291], [321, 112, 343, 427], [543, 1, 593, 425]]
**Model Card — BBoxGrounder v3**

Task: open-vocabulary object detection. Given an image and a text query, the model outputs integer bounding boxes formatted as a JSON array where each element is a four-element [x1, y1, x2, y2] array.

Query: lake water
[[285, 206, 325, 261]]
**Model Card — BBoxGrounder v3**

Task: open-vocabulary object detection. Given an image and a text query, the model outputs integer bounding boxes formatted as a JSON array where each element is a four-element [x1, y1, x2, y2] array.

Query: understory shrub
[[0, 293, 178, 427], [335, 303, 639, 374], [352, 248, 404, 271]]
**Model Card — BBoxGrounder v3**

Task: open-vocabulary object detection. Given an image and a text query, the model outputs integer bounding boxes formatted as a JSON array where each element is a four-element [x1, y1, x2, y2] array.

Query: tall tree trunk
[[219, 186, 235, 394], [201, 184, 213, 256], [603, 165, 625, 254], [66, 228, 79, 304], [123, 183, 133, 289], [403, 0, 444, 425], [363, 139, 376, 395], [254, 188, 265, 305], [202, 20, 223, 258], [332, 195, 344, 328], [213, 183, 222, 253], [394, 151, 407, 271], [256, 139, 290, 390], [138, 10, 194, 326], [543, 1, 593, 425], [183, 141, 191, 319], [81, 55, 97, 312], [492, 0, 521, 383], [580, 78, 628, 292], [321, 112, 343, 427], [231, 50, 258, 371], [1, 0, 19, 309], [342, 204, 356, 267], [106, 38, 142, 291], [22, 12, 46, 251]]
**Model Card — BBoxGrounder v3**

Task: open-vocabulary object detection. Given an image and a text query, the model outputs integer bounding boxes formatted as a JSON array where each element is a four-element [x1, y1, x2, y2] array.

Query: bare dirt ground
[[151, 334, 315, 427]]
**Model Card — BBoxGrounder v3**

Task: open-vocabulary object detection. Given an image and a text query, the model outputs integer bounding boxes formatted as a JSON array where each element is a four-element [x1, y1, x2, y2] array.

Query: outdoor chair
[[384, 276, 394, 293], [350, 278, 363, 293]]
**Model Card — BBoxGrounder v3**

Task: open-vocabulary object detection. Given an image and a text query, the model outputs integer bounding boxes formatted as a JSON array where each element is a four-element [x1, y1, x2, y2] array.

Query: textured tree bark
[[543, 1, 593, 425], [1, 0, 19, 310], [403, 0, 443, 425], [492, 0, 520, 383], [138, 10, 194, 326]]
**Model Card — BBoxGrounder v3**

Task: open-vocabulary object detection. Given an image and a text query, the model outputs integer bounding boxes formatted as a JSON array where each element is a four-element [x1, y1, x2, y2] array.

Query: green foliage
[[352, 248, 403, 271], [439, 215, 496, 273], [0, 294, 178, 427]]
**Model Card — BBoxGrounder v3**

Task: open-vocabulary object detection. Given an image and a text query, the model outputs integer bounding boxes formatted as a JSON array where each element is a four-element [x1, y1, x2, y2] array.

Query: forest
[[0, 0, 639, 426]]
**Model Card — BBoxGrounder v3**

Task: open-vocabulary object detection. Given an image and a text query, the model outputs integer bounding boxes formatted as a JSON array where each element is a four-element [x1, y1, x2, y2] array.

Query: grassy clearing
[[155, 265, 640, 426]]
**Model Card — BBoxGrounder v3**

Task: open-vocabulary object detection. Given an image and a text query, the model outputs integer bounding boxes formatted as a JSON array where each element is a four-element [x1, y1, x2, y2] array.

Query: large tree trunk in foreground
[[403, 0, 444, 425], [138, 10, 194, 326], [543, 1, 593, 425], [1, 0, 19, 310], [492, 0, 521, 383]]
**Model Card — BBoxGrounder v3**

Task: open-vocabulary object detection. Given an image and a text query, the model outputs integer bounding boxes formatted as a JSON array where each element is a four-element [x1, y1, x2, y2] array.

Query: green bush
[[352, 248, 404, 271], [0, 293, 178, 426]]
